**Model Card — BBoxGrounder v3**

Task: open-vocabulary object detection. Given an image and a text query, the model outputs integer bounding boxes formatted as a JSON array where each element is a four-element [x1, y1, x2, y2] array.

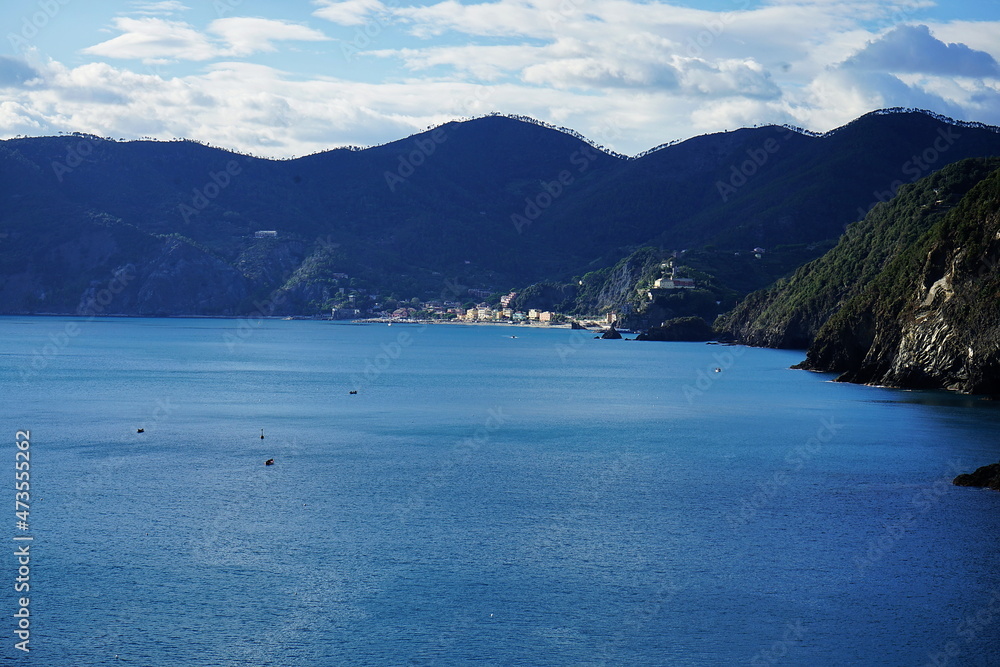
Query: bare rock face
[[829, 206, 1000, 395], [953, 463, 1000, 490]]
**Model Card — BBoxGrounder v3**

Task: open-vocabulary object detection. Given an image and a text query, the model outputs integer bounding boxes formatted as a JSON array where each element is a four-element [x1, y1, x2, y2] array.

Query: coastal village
[[333, 292, 574, 325], [331, 276, 701, 326], [328, 256, 706, 325]]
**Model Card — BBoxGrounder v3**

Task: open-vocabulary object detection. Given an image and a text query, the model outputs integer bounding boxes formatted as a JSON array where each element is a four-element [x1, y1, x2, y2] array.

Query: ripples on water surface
[[1, 317, 999, 666]]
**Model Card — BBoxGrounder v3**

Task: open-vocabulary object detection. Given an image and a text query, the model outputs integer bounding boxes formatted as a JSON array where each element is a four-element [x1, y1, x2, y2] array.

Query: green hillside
[[718, 157, 1000, 393]]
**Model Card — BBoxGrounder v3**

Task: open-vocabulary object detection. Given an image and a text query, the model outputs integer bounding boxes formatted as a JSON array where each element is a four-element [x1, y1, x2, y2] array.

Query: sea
[[1, 316, 999, 666]]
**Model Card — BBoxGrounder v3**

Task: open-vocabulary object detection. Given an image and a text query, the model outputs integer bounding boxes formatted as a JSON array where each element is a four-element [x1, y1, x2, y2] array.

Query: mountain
[[2, 109, 1000, 317], [717, 157, 1000, 394], [534, 109, 1000, 257]]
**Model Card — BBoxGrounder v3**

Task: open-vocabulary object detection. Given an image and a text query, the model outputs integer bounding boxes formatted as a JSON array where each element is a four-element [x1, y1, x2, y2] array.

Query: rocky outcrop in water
[[953, 463, 1000, 490], [636, 316, 715, 341], [600, 324, 623, 339]]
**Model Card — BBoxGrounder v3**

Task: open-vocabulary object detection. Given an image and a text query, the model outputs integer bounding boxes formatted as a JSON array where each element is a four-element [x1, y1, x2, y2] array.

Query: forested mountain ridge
[[1, 109, 999, 317]]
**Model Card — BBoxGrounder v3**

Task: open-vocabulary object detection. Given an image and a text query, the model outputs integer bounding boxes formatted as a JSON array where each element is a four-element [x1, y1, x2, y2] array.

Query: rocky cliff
[[804, 164, 1000, 393], [719, 158, 1000, 394], [716, 158, 1000, 349]]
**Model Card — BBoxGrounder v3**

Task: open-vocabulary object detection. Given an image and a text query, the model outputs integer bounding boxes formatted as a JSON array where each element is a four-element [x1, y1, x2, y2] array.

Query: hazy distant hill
[[1, 109, 999, 316]]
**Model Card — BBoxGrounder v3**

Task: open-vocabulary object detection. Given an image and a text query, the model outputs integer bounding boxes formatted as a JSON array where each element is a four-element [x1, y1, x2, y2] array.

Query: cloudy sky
[[1, 0, 998, 157]]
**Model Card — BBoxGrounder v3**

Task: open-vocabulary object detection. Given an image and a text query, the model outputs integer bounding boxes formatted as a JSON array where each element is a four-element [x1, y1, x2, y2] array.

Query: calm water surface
[[1, 317, 999, 666]]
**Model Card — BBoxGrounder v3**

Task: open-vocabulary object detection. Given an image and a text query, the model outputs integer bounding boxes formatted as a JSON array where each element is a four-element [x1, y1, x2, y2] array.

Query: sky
[[0, 0, 998, 158]]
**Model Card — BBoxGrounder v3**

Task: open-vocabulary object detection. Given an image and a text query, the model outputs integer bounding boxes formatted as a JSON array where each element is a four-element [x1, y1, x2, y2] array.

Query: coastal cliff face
[[805, 165, 1000, 393], [719, 158, 1000, 394], [716, 158, 1000, 350]]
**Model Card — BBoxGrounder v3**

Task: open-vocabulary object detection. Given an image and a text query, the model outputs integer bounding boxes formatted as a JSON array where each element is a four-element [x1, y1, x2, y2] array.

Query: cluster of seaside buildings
[[459, 305, 555, 323], [334, 289, 565, 323], [387, 293, 557, 323], [333, 267, 707, 322]]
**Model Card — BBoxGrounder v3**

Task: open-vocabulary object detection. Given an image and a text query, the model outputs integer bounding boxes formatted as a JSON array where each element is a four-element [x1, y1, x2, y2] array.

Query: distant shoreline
[[352, 318, 582, 329], [0, 312, 608, 330]]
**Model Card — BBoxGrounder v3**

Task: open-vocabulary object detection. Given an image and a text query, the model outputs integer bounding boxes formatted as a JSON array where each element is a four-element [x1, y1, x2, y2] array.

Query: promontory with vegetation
[[717, 157, 1000, 394]]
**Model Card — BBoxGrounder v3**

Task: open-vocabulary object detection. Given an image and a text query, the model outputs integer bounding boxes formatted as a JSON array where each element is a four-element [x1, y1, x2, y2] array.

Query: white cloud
[[313, 0, 387, 27], [208, 18, 330, 57], [0, 56, 41, 88], [5, 0, 999, 159], [925, 21, 1000, 62], [127, 1, 190, 16], [373, 44, 543, 81], [84, 16, 329, 63], [523, 57, 679, 90], [392, 0, 548, 39], [84, 18, 218, 62], [843, 24, 1000, 77]]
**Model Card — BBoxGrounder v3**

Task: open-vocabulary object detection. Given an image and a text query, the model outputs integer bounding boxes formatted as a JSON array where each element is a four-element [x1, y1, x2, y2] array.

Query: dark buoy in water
[[136, 428, 144, 433], [265, 458, 274, 466], [260, 428, 265, 439]]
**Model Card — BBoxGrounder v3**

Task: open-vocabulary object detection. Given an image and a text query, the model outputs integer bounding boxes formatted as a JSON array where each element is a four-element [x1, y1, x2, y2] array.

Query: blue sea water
[[1, 316, 999, 666]]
